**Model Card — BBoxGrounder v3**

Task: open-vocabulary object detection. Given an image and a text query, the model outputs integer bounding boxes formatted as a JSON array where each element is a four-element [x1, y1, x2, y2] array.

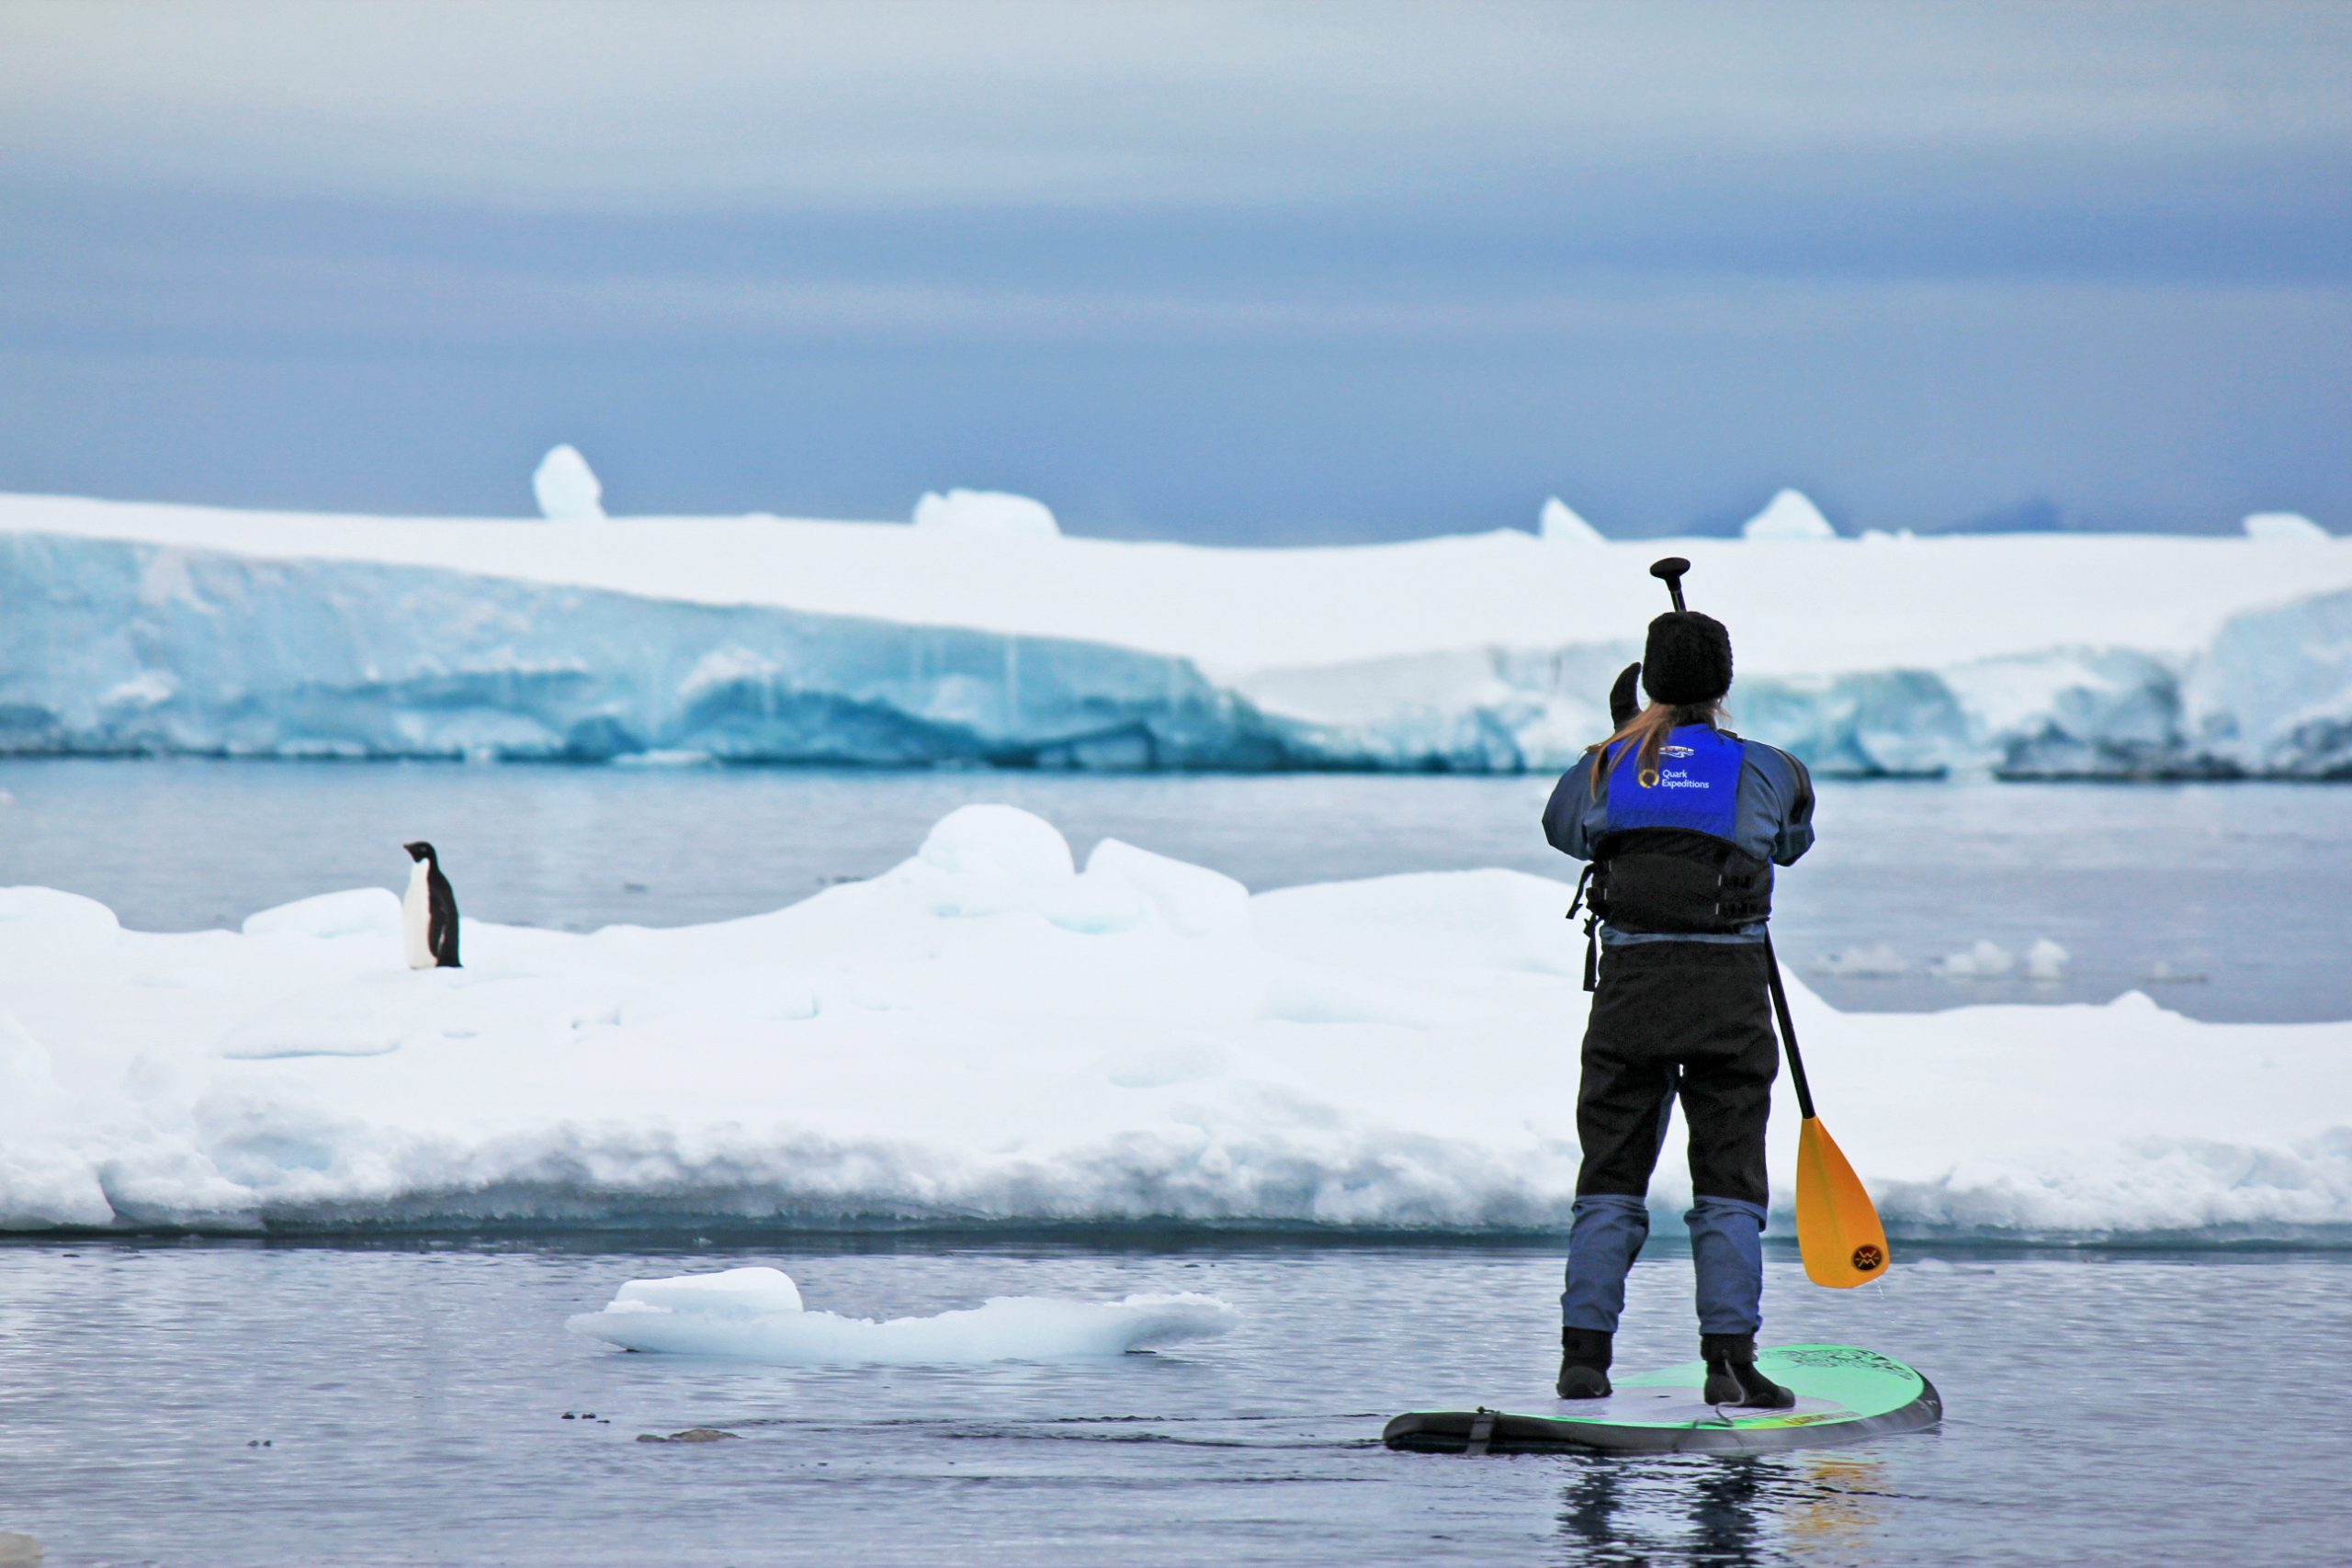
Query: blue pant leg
[[1560, 1193, 1650, 1331], [1684, 1195, 1769, 1336]]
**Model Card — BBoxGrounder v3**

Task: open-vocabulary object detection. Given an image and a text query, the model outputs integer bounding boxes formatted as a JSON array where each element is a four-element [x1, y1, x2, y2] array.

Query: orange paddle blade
[[1793, 1115, 1890, 1289]]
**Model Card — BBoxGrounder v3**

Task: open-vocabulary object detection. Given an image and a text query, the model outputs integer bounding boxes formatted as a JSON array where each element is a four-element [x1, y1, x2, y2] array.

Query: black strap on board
[[1464, 1409, 1497, 1457]]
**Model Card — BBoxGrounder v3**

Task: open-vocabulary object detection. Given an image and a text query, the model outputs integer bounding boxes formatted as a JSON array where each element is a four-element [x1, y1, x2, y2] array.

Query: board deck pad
[[1384, 1344, 1940, 1456]]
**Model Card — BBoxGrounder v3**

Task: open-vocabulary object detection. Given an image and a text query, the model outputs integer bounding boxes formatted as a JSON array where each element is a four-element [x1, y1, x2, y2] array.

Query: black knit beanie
[[1641, 611, 1734, 705]]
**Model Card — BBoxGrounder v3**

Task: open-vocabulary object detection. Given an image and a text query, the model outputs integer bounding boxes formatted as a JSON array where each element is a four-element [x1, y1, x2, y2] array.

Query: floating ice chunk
[[1538, 497, 1606, 544], [1740, 489, 1838, 540], [1811, 943, 1909, 978], [2144, 960, 2211, 985], [533, 445, 605, 522], [2242, 512, 2330, 543], [569, 1266, 1238, 1364], [911, 489, 1058, 539], [1936, 940, 2015, 979], [918, 804, 1075, 886], [2023, 939, 2070, 982]]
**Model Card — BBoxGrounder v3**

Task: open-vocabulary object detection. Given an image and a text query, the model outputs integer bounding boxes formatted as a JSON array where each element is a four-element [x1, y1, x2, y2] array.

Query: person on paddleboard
[[1541, 563, 1815, 1409]]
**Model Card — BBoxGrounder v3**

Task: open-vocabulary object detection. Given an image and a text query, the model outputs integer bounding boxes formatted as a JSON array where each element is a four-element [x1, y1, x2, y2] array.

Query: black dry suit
[[1541, 719, 1814, 1338]]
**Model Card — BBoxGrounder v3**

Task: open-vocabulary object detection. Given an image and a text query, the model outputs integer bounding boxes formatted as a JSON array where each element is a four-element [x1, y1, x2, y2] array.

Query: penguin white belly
[[402, 863, 435, 969]]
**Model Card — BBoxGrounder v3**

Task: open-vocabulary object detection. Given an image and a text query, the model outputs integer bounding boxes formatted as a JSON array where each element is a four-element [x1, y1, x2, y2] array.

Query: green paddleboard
[[1383, 1343, 1940, 1456]]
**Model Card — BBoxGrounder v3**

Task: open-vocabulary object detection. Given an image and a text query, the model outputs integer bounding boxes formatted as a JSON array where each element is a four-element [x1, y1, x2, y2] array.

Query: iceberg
[[0, 806, 2344, 1243], [5, 491, 2352, 775], [0, 531, 1287, 768]]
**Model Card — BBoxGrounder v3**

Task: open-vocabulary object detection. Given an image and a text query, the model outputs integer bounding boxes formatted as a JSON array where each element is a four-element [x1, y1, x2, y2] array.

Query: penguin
[[401, 841, 461, 969]]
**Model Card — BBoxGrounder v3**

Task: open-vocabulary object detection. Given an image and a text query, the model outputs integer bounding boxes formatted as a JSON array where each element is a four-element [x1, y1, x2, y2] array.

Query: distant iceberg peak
[[1538, 497, 1606, 544], [1741, 489, 1838, 541], [533, 445, 605, 522]]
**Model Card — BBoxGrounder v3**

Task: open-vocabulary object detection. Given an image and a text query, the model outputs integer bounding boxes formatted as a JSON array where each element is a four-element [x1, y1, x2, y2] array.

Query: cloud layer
[[3, 1, 2347, 538]]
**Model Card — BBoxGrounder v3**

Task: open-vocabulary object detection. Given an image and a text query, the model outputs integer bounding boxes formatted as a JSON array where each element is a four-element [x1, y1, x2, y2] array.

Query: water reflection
[[1781, 1455, 1892, 1562], [1555, 1452, 1889, 1565]]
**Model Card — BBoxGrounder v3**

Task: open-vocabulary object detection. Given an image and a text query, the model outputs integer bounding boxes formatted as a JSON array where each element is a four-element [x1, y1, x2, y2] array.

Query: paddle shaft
[[1760, 934, 1817, 1121]]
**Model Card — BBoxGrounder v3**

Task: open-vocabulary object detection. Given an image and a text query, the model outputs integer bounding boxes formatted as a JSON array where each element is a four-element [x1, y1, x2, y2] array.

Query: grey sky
[[3, 0, 2346, 538]]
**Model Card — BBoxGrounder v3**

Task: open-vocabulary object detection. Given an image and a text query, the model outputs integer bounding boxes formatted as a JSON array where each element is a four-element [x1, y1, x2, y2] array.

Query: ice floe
[[0, 806, 2345, 1242]]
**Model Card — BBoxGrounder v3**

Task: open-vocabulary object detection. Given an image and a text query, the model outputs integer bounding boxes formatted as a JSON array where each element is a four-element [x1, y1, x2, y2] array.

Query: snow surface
[[565, 1265, 1237, 1363], [912, 489, 1058, 538], [531, 446, 604, 523], [1, 806, 2344, 1242], [5, 491, 2352, 774]]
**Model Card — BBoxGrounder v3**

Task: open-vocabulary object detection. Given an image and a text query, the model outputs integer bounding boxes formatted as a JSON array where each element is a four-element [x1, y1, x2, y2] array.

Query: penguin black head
[[403, 840, 436, 863]]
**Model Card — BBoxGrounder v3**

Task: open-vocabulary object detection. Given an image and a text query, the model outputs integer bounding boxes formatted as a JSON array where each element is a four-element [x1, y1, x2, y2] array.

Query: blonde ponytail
[[1588, 700, 1725, 788]]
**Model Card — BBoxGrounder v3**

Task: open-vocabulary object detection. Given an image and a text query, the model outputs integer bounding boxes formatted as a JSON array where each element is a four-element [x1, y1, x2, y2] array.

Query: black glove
[[1609, 662, 1643, 729]]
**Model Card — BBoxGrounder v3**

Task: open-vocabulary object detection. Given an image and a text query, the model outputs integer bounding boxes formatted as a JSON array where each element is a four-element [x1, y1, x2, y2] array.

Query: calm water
[[0, 1239, 2344, 1568], [0, 759, 2344, 1021]]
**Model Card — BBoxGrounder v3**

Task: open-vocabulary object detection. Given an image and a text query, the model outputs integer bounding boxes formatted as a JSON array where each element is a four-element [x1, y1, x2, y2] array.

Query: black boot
[[1701, 1333, 1794, 1408], [1556, 1327, 1612, 1399]]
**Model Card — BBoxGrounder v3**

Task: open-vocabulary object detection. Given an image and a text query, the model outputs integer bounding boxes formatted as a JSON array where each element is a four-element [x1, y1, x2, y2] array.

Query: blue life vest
[[1569, 724, 1775, 959], [1598, 724, 1747, 842]]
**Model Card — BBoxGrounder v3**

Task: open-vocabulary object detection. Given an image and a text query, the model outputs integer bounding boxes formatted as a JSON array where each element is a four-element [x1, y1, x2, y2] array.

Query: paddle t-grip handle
[[1648, 557, 1690, 612]]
